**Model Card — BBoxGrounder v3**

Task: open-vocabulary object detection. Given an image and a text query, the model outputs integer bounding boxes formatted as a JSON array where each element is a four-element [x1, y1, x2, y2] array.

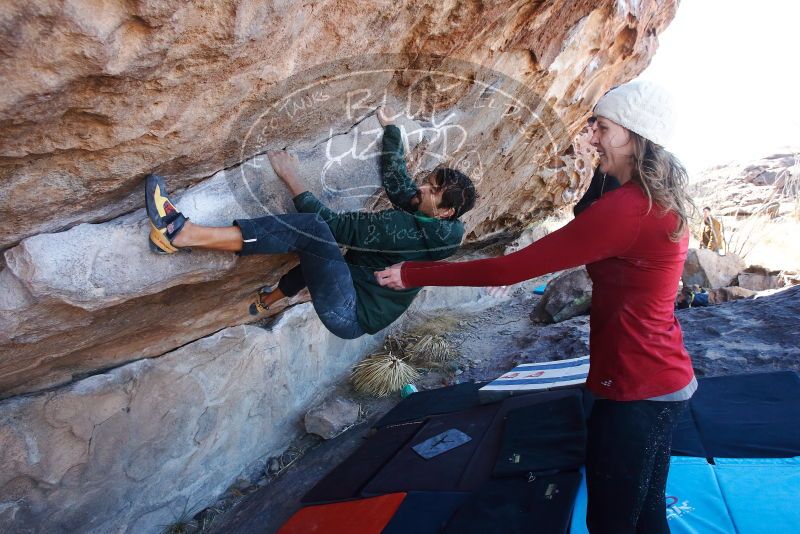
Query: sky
[[638, 1, 800, 175]]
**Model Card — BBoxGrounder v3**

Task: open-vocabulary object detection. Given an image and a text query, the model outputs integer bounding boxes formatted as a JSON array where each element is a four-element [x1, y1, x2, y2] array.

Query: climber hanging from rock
[[144, 105, 477, 339]]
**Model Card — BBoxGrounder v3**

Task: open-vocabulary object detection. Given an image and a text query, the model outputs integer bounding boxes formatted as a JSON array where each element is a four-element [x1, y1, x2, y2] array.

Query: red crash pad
[[278, 493, 407, 534]]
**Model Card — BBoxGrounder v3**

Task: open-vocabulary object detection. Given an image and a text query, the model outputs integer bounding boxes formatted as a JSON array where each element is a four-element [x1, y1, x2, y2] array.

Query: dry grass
[[351, 352, 420, 397], [401, 313, 463, 337], [406, 334, 458, 365], [719, 215, 800, 270], [350, 326, 461, 396]]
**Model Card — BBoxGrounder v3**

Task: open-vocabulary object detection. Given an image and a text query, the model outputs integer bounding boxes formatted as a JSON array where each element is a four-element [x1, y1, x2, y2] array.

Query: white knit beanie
[[593, 80, 675, 148]]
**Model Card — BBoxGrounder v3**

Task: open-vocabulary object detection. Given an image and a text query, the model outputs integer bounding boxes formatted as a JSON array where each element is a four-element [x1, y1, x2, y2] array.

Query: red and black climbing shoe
[[145, 174, 188, 254]]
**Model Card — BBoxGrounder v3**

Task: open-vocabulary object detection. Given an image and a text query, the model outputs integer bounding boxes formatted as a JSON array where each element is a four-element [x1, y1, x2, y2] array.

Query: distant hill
[[689, 151, 800, 269]]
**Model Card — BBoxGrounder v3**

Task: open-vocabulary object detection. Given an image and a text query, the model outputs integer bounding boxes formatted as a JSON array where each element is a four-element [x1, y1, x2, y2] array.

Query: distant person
[[144, 105, 476, 339], [699, 206, 725, 252], [676, 284, 756, 309], [376, 80, 697, 533]]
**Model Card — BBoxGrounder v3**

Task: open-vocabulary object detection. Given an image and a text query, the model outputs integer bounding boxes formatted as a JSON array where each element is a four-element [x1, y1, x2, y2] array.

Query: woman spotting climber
[[375, 80, 697, 533], [145, 106, 476, 339]]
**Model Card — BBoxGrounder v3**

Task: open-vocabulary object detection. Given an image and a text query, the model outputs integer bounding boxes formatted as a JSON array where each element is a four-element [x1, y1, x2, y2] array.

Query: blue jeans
[[234, 214, 366, 340]]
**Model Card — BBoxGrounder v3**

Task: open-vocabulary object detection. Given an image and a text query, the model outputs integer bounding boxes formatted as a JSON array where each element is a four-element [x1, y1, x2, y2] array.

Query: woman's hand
[[374, 262, 406, 290], [377, 105, 400, 127]]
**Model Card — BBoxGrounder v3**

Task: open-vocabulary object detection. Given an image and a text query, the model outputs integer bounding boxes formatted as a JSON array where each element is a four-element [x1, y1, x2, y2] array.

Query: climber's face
[[589, 116, 635, 183], [418, 173, 455, 219]]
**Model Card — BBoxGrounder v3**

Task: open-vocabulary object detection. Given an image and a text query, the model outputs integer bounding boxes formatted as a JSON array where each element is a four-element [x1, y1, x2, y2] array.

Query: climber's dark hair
[[432, 167, 477, 220]]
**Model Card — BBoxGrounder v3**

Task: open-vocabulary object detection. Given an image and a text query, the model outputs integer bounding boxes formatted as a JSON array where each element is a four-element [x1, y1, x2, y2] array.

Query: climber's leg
[[171, 221, 243, 252], [249, 265, 305, 314], [234, 214, 365, 340]]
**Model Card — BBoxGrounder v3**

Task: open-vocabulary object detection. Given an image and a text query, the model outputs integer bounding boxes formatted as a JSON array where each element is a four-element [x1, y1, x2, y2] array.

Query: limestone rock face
[[0, 283, 513, 533], [682, 249, 747, 289], [1, 0, 677, 398], [0, 308, 385, 533], [691, 151, 800, 219], [1, 0, 675, 251]]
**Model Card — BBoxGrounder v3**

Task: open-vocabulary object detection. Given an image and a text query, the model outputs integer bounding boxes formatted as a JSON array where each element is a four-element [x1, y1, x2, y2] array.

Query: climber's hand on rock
[[374, 263, 406, 290], [268, 150, 300, 179], [377, 105, 400, 127], [268, 150, 306, 196]]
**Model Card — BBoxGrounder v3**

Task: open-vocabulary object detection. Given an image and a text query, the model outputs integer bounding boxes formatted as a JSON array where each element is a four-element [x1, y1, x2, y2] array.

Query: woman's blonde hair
[[629, 132, 696, 241]]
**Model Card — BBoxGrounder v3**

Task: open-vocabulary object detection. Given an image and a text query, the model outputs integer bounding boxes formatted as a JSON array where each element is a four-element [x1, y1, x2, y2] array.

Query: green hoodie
[[293, 125, 464, 334]]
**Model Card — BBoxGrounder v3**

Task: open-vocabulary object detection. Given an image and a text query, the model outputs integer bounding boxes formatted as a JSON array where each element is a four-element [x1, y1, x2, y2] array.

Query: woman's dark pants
[[235, 214, 365, 340], [585, 399, 688, 534]]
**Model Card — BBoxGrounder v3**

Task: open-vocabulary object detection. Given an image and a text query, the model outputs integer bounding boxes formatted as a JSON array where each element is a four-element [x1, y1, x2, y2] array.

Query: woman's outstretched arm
[[375, 186, 641, 290]]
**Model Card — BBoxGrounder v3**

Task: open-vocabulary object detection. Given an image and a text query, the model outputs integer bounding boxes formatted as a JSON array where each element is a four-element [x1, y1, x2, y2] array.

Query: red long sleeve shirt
[[401, 181, 695, 401]]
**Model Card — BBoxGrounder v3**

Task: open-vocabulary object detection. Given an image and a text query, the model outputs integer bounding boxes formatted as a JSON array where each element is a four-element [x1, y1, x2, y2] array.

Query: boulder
[[304, 398, 360, 439], [0, 0, 678, 397], [531, 267, 592, 323], [0, 1, 677, 250], [679, 285, 800, 376], [690, 151, 800, 219], [737, 265, 787, 291], [0, 309, 381, 533], [0, 282, 517, 534], [709, 286, 757, 303], [681, 248, 746, 289]]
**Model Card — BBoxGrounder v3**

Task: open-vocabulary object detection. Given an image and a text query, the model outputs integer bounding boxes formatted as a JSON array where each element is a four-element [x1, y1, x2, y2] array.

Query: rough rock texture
[[682, 248, 746, 289], [1, 0, 677, 398], [680, 286, 800, 377], [0, 1, 680, 531], [531, 267, 592, 323], [304, 398, 360, 439], [1, 0, 676, 249], [689, 151, 800, 269], [0, 282, 500, 534], [691, 151, 800, 219], [737, 265, 789, 291], [0, 307, 381, 533]]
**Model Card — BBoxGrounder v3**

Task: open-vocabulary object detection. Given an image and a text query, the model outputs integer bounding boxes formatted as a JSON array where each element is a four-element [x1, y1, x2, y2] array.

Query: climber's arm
[[378, 106, 420, 212]]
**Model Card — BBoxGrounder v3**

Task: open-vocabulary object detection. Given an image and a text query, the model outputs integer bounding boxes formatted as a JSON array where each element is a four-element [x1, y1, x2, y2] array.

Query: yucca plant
[[407, 334, 458, 365], [351, 351, 420, 397]]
